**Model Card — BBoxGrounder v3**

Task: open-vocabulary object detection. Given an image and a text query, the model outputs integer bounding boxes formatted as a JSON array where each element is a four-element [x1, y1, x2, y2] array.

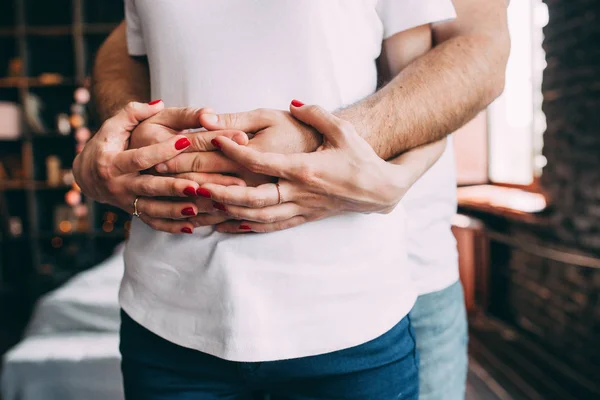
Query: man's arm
[[92, 22, 150, 121], [337, 0, 510, 160]]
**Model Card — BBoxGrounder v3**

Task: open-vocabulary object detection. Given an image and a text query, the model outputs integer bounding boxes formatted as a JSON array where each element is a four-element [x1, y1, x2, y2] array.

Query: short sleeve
[[125, 0, 146, 56], [376, 0, 457, 39]]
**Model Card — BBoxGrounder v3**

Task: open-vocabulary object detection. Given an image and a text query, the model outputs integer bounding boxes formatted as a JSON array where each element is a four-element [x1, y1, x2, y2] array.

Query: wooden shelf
[[0, 76, 76, 88], [0, 0, 125, 303], [0, 181, 72, 191]]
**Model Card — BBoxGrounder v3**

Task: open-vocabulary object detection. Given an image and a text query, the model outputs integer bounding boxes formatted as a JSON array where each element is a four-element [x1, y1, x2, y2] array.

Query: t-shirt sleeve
[[124, 0, 146, 56], [376, 0, 457, 39]]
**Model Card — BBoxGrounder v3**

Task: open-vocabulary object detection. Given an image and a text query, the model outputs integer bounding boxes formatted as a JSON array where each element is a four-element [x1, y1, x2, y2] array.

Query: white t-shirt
[[121, 0, 456, 362]]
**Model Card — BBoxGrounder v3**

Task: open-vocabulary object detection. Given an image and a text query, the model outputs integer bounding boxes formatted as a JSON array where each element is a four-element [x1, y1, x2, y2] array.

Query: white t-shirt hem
[[120, 278, 417, 362]]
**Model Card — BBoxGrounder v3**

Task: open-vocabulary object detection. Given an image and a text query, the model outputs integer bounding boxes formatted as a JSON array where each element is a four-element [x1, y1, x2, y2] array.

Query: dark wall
[[484, 0, 600, 386], [541, 0, 600, 251]]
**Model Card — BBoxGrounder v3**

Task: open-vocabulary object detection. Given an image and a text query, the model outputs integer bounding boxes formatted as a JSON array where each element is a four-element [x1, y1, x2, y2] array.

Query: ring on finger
[[133, 196, 142, 217], [275, 183, 282, 205]]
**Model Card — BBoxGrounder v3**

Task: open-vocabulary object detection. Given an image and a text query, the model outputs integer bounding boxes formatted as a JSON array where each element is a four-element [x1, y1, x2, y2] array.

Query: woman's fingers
[[211, 137, 307, 181], [113, 134, 192, 173], [220, 202, 301, 224], [173, 172, 247, 187], [127, 174, 202, 198], [289, 101, 348, 147], [138, 214, 195, 234], [98, 101, 164, 141], [155, 151, 241, 174], [200, 181, 294, 208], [199, 108, 275, 133], [187, 213, 230, 228], [215, 216, 307, 234], [134, 197, 198, 219], [183, 129, 249, 152]]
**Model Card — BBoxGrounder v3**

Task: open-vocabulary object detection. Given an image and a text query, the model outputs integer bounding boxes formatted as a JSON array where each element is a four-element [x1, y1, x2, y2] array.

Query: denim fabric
[[409, 281, 469, 400], [120, 311, 419, 400]]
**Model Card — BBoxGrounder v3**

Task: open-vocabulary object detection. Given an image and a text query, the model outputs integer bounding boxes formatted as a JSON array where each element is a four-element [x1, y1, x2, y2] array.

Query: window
[[454, 0, 548, 187], [488, 0, 548, 185]]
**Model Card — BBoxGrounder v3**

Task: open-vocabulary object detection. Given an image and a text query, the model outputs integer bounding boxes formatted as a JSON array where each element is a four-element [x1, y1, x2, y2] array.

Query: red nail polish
[[181, 207, 196, 216], [148, 99, 162, 105], [175, 138, 191, 150], [239, 224, 252, 230], [183, 187, 197, 197], [291, 99, 304, 107], [197, 188, 211, 198], [213, 201, 227, 212], [181, 227, 193, 234], [211, 139, 222, 149]]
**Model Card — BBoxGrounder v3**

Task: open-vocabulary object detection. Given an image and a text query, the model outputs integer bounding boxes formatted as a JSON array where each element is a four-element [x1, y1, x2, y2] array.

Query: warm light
[[65, 190, 81, 206], [105, 212, 117, 223], [74, 204, 88, 218], [59, 221, 72, 233], [124, 221, 131, 231], [51, 237, 63, 248], [102, 222, 114, 232], [75, 127, 91, 142]]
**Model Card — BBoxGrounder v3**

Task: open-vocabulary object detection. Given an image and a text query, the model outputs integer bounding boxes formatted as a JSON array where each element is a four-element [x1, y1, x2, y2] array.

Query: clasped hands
[[74, 99, 435, 234]]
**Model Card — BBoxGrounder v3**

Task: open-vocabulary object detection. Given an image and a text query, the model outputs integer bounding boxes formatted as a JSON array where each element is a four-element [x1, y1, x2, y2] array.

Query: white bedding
[[1, 246, 126, 400]]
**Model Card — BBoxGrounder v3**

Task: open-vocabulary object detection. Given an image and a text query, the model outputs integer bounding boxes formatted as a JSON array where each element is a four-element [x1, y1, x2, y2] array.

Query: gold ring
[[133, 197, 142, 217], [275, 183, 282, 205]]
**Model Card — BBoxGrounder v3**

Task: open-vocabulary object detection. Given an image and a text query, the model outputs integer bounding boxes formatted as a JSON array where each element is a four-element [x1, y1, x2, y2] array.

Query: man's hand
[[152, 107, 324, 223], [155, 108, 322, 177], [190, 101, 446, 233], [74, 101, 214, 234]]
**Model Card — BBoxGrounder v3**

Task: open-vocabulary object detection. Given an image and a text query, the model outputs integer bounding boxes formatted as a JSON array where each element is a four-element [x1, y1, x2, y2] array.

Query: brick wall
[[541, 0, 600, 250], [493, 0, 600, 383]]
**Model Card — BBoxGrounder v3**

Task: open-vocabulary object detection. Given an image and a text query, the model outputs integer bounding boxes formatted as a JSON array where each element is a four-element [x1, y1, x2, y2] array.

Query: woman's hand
[[192, 101, 446, 233], [73, 101, 241, 234]]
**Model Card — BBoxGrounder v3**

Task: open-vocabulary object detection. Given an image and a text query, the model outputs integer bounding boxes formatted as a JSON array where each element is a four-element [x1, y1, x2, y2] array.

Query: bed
[[1, 246, 125, 400]]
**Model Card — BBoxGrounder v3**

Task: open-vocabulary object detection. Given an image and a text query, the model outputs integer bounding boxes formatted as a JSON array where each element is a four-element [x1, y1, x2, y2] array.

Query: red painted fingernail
[[197, 188, 211, 198], [291, 99, 304, 107], [148, 99, 162, 105], [181, 207, 196, 216], [181, 227, 193, 234], [213, 201, 227, 212], [175, 138, 191, 150], [211, 139, 222, 149], [183, 187, 197, 197], [239, 224, 252, 230]]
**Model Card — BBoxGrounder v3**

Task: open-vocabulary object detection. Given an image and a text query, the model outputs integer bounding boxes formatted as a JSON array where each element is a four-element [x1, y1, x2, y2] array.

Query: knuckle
[[189, 134, 208, 150], [248, 194, 267, 208], [104, 181, 120, 197], [170, 207, 184, 219], [124, 103, 139, 124], [138, 180, 154, 196], [258, 211, 276, 224], [191, 156, 205, 172], [130, 151, 148, 170], [224, 113, 237, 127], [297, 164, 318, 185], [306, 105, 320, 114], [96, 162, 112, 181]]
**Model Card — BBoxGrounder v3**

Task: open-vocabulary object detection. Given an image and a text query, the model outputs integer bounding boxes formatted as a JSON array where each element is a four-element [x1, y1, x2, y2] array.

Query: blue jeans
[[409, 280, 469, 400], [120, 311, 419, 400]]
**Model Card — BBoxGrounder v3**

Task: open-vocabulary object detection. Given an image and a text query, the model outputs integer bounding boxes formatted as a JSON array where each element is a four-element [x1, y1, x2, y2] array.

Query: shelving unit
[[0, 0, 126, 313]]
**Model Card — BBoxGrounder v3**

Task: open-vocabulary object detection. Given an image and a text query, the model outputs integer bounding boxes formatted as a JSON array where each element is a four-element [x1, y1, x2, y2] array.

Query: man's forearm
[[337, 0, 510, 160], [92, 22, 151, 122]]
